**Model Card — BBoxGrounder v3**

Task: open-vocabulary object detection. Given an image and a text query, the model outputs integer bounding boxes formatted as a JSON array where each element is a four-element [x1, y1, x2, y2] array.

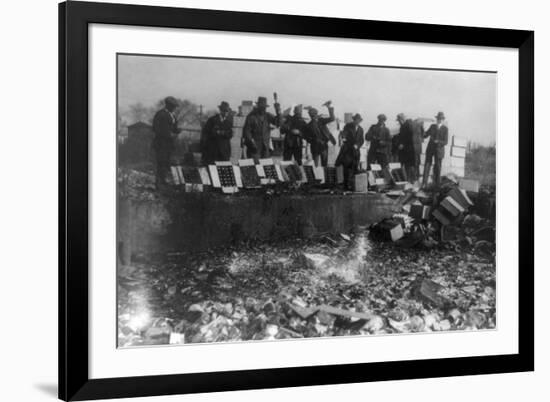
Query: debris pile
[[118, 224, 495, 347], [370, 175, 494, 256]]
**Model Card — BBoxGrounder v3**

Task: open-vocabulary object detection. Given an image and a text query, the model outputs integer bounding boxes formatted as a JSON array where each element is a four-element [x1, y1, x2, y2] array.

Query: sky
[[118, 54, 497, 145]]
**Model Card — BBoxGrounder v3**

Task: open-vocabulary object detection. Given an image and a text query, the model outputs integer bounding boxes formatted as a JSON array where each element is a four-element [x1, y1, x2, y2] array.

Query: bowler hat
[[256, 96, 269, 107], [164, 96, 178, 107], [435, 111, 446, 120], [377, 114, 387, 122], [352, 113, 363, 122], [218, 101, 231, 110]]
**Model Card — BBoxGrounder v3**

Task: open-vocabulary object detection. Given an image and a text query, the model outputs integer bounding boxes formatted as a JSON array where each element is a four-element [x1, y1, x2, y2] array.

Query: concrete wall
[[118, 192, 399, 258]]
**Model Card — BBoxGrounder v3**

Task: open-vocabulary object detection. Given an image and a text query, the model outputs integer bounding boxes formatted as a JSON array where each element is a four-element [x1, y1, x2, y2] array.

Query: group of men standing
[[151, 95, 449, 190]]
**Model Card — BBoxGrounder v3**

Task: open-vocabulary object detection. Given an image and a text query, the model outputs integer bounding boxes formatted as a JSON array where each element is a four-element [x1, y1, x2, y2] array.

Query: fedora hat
[[218, 101, 231, 111], [352, 113, 363, 122], [164, 96, 178, 107], [435, 111, 446, 120], [256, 96, 269, 107]]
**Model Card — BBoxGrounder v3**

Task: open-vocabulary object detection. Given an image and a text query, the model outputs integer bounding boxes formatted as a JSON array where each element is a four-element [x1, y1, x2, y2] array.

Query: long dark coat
[[201, 113, 234, 164], [281, 114, 308, 150], [365, 123, 392, 155], [335, 122, 364, 167], [242, 108, 281, 155], [397, 119, 417, 166], [152, 109, 178, 153]]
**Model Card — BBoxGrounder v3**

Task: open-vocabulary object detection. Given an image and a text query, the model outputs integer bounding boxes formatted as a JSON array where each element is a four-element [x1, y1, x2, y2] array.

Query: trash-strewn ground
[[118, 222, 496, 347]]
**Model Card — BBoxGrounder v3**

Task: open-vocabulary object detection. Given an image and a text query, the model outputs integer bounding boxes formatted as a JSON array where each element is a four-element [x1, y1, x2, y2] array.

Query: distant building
[[128, 121, 154, 142]]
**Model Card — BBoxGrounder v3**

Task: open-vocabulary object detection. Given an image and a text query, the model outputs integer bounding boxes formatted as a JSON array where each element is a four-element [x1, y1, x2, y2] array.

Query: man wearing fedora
[[305, 102, 336, 167], [281, 104, 308, 165], [152, 96, 182, 188], [422, 111, 449, 188], [242, 96, 281, 161], [365, 114, 392, 169], [395, 112, 417, 183], [200, 101, 234, 165], [335, 113, 364, 189]]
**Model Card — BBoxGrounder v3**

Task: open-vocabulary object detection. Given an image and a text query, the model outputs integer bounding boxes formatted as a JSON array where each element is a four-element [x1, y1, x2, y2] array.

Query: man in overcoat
[[242, 96, 281, 162], [152, 96, 181, 188], [335, 113, 364, 189], [422, 111, 449, 188], [281, 104, 308, 165], [365, 114, 392, 168], [201, 101, 234, 165], [305, 102, 336, 167], [395, 113, 417, 183]]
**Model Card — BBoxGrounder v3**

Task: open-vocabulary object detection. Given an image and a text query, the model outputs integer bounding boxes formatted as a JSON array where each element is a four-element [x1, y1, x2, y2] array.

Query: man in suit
[[336, 113, 365, 189], [422, 111, 449, 188], [281, 104, 308, 165], [305, 102, 336, 167], [242, 96, 281, 162], [395, 113, 417, 183], [152, 96, 181, 188], [200, 101, 234, 165], [365, 114, 392, 168]]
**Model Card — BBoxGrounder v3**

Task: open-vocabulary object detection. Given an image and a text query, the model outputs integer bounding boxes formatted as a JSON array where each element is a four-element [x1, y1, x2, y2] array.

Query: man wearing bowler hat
[[152, 96, 182, 188], [336, 113, 365, 189], [242, 96, 281, 161], [201, 101, 234, 165], [365, 114, 392, 169], [422, 111, 449, 188], [305, 101, 336, 167]]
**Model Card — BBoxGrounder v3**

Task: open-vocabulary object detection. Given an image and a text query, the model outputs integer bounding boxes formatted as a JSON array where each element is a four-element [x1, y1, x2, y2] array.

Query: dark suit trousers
[[423, 148, 443, 187], [283, 146, 303, 165], [154, 147, 172, 187], [312, 149, 328, 167]]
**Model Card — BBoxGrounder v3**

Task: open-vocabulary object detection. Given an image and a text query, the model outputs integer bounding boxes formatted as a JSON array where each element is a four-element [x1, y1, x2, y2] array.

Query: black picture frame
[[59, 1, 534, 400]]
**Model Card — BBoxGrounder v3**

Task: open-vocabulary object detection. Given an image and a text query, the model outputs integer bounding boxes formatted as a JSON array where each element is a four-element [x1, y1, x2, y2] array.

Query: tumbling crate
[[409, 202, 431, 220], [237, 159, 261, 188], [388, 162, 408, 188], [354, 173, 369, 193], [258, 158, 284, 184], [446, 187, 474, 210], [440, 196, 465, 217], [375, 219, 405, 242]]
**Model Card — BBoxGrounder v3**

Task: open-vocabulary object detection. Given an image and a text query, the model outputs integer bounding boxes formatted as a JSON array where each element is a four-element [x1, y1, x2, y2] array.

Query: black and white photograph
[[116, 54, 497, 347]]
